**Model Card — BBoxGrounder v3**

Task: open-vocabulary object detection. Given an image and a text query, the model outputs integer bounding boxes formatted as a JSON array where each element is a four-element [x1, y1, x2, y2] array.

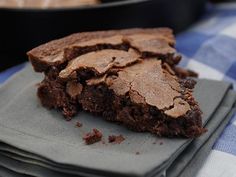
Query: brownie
[[28, 28, 205, 138]]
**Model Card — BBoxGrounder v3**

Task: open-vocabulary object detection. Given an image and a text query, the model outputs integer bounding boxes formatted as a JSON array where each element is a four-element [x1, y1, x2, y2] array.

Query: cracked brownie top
[[58, 48, 195, 119], [27, 28, 178, 72], [28, 28, 203, 137]]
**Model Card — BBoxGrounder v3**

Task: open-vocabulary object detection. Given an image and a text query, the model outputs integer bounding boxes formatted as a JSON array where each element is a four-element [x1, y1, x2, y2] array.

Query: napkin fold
[[0, 64, 235, 177], [166, 90, 236, 177]]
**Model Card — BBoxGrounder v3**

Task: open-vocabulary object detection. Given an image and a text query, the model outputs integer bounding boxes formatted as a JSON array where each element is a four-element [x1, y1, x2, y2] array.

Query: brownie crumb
[[108, 135, 116, 143], [83, 129, 102, 145], [76, 121, 83, 127], [65, 117, 72, 121], [135, 152, 140, 155], [108, 135, 125, 144], [159, 142, 163, 145]]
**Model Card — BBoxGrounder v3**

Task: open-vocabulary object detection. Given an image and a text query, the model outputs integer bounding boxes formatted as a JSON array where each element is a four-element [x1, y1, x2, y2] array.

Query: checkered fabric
[[1, 3, 236, 176], [176, 3, 236, 177]]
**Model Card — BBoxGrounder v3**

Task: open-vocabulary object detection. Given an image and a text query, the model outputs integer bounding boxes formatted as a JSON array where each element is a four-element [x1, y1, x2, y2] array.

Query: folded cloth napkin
[[0, 166, 33, 177], [0, 64, 235, 177], [0, 97, 234, 177], [166, 90, 236, 177], [4, 89, 232, 177], [0, 105, 234, 177]]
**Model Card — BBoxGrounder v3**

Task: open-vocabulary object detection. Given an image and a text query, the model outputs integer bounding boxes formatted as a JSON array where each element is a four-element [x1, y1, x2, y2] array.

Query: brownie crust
[[29, 28, 205, 138], [27, 28, 176, 72]]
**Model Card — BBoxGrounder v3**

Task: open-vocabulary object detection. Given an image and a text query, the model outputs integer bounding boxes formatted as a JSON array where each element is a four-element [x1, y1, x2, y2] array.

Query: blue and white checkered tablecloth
[[1, 3, 236, 177], [176, 3, 236, 177]]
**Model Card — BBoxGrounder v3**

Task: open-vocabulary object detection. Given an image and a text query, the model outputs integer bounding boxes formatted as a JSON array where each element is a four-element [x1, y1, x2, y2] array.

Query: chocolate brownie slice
[[28, 28, 204, 138]]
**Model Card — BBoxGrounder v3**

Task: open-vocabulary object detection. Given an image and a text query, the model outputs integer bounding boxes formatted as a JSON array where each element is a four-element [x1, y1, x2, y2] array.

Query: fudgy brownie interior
[[28, 28, 204, 138]]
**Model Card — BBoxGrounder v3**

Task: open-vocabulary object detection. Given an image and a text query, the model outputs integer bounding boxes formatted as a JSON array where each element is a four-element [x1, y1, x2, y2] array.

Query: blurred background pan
[[0, 0, 206, 70]]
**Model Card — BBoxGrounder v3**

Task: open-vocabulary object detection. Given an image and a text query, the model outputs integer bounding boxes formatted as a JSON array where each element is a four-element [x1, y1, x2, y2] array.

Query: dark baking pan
[[0, 0, 206, 71]]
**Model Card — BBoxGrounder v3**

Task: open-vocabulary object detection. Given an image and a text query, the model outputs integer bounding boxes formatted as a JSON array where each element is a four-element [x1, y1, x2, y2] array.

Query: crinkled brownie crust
[[29, 28, 204, 138]]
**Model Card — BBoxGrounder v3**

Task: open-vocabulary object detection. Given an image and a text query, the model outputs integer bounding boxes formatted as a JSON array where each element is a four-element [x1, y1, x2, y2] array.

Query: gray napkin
[[166, 90, 236, 177], [0, 64, 235, 177], [0, 166, 33, 177], [1, 108, 235, 177], [0, 93, 235, 177], [176, 108, 236, 177]]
